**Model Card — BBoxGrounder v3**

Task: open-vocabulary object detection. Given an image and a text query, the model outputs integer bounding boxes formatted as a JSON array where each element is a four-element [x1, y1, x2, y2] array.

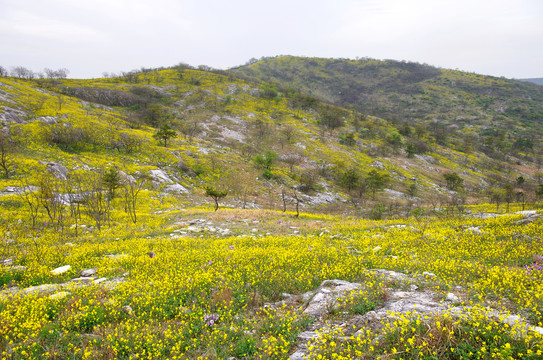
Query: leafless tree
[[38, 174, 66, 228], [80, 171, 109, 230], [0, 66, 7, 76], [10, 66, 34, 79], [0, 131, 14, 179], [18, 175, 41, 228], [123, 174, 147, 223]]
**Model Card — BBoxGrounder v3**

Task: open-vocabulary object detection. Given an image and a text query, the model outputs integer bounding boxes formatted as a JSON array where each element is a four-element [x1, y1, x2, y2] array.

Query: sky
[[1, 0, 542, 79]]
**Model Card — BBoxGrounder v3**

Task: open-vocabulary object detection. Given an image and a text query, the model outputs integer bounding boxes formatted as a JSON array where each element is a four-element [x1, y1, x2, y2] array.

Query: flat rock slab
[[51, 265, 71, 275], [304, 279, 361, 318]]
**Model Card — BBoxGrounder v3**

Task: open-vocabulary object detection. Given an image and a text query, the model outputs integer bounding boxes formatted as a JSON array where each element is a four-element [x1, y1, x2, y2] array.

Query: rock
[[446, 293, 459, 302], [46, 162, 68, 180], [175, 160, 197, 177], [304, 280, 361, 318], [422, 271, 437, 278], [467, 226, 482, 234], [148, 169, 174, 186], [2, 258, 13, 266], [49, 291, 70, 300], [71, 277, 95, 283], [51, 265, 71, 275], [22, 283, 61, 295], [122, 305, 134, 316], [94, 277, 108, 284], [81, 268, 97, 277], [164, 183, 189, 194]]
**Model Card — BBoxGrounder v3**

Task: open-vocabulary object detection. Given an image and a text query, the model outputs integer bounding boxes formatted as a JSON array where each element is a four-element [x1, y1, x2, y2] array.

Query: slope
[[231, 56, 543, 162]]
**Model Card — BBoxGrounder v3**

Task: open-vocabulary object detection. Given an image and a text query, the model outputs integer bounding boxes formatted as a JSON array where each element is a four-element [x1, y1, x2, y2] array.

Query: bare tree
[[18, 175, 41, 228], [123, 174, 146, 223], [0, 131, 14, 179], [80, 171, 109, 230], [10, 66, 34, 79], [0, 66, 7, 76], [38, 174, 66, 228]]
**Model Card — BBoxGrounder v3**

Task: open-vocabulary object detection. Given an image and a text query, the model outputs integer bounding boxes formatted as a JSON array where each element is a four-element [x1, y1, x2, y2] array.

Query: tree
[[488, 187, 505, 211], [103, 167, 121, 201], [366, 169, 389, 199], [340, 168, 360, 191], [0, 131, 14, 179], [123, 174, 147, 224], [254, 150, 277, 179], [405, 143, 416, 158], [443, 172, 464, 191], [10, 66, 34, 79], [153, 123, 177, 146], [0, 66, 7, 76], [387, 130, 402, 152], [205, 186, 228, 211]]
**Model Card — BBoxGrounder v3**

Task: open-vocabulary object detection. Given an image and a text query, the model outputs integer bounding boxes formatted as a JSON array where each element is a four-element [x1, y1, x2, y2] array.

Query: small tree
[[153, 123, 177, 146], [123, 174, 146, 224], [443, 172, 464, 191], [103, 167, 121, 201], [205, 186, 228, 211], [366, 169, 390, 199], [0, 66, 7, 76], [254, 150, 277, 179], [340, 168, 360, 192]]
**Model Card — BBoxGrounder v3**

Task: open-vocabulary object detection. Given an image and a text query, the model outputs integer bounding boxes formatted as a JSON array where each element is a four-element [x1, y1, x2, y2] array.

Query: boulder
[[46, 162, 69, 180], [51, 265, 71, 275], [303, 280, 361, 318]]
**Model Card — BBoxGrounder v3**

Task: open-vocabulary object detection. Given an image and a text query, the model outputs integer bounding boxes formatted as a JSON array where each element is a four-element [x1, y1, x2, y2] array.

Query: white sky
[[1, 0, 542, 79]]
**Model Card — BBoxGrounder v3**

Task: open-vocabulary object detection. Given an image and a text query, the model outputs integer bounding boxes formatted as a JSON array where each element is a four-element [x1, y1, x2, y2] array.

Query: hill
[[520, 78, 543, 86], [0, 64, 542, 217], [1, 65, 543, 359], [231, 56, 543, 163]]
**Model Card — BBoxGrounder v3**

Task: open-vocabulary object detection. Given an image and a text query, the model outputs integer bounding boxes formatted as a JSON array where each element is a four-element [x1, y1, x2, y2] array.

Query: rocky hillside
[[0, 64, 541, 216], [231, 56, 543, 163]]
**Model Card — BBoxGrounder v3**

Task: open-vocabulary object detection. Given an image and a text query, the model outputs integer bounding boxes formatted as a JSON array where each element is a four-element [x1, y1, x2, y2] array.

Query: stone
[[2, 258, 13, 266], [46, 162, 69, 180], [446, 292, 459, 302], [422, 271, 437, 278], [71, 277, 95, 283], [164, 183, 189, 194], [304, 280, 361, 318], [122, 305, 134, 316], [49, 291, 70, 300], [81, 268, 97, 277], [51, 265, 71, 275]]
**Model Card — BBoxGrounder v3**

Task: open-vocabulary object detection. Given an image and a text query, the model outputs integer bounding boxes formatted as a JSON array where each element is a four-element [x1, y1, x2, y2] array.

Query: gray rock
[[122, 305, 134, 316], [81, 268, 97, 277], [49, 291, 70, 300], [72, 277, 95, 283], [51, 265, 71, 275], [304, 280, 361, 318], [446, 293, 459, 302], [46, 162, 69, 180]]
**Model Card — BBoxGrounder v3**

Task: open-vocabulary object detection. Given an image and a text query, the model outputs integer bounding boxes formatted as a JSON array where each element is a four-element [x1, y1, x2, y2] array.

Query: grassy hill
[[1, 64, 543, 359], [231, 56, 543, 163]]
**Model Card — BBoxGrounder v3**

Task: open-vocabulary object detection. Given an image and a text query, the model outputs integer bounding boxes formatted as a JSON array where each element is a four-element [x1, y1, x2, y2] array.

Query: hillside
[[521, 78, 543, 86], [231, 56, 543, 163], [1, 66, 543, 359], [0, 66, 541, 217]]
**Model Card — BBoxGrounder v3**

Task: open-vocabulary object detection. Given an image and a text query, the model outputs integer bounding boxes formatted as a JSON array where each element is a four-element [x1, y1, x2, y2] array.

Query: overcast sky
[[1, 0, 542, 79]]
